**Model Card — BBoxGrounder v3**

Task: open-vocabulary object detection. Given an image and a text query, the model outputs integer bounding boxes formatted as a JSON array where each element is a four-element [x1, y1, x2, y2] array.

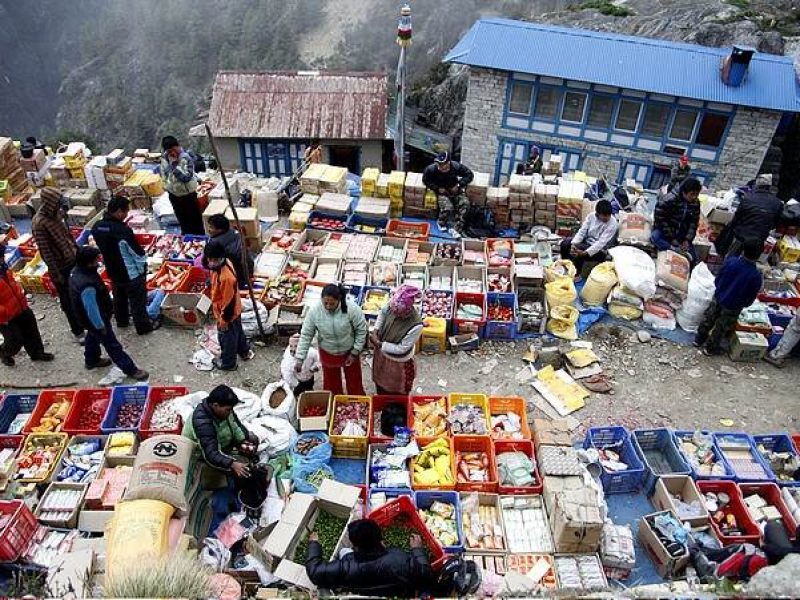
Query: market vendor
[[183, 384, 259, 486], [559, 199, 618, 278], [724, 175, 783, 257], [422, 152, 474, 238], [370, 285, 424, 395], [305, 518, 432, 597], [651, 177, 702, 262], [296, 283, 368, 396]]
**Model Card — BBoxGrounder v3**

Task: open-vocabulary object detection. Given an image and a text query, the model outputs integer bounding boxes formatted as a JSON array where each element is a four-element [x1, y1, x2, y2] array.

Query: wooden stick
[[1, 380, 77, 389]]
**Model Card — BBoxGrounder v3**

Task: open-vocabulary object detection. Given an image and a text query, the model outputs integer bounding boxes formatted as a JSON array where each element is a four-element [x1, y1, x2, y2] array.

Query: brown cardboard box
[[729, 331, 769, 362], [296, 391, 332, 432], [638, 511, 690, 579], [533, 419, 573, 451], [161, 292, 212, 328], [549, 488, 604, 553], [651, 475, 709, 528], [226, 206, 260, 239], [203, 199, 229, 234], [35, 482, 87, 529], [47, 548, 95, 599]]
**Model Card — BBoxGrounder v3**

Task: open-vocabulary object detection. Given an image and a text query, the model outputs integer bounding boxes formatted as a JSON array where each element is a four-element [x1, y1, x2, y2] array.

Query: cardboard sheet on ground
[[532, 366, 589, 416]]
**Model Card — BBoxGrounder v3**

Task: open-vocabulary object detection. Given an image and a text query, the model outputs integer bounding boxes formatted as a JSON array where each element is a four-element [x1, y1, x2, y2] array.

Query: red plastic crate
[[697, 480, 761, 546], [146, 261, 191, 291], [134, 233, 156, 252], [413, 437, 456, 491], [0, 500, 38, 562], [176, 266, 210, 295], [494, 439, 542, 495], [453, 292, 487, 336], [140, 386, 188, 439], [367, 495, 446, 570], [793, 434, 800, 454], [369, 395, 410, 443], [408, 395, 449, 437], [63, 388, 112, 435], [22, 389, 76, 434], [739, 482, 798, 540], [454, 435, 498, 493], [18, 237, 38, 258], [387, 219, 430, 242]]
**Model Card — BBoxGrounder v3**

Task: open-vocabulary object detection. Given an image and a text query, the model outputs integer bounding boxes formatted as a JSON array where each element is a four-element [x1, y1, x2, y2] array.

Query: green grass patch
[[579, 1, 634, 17], [727, 0, 750, 9]]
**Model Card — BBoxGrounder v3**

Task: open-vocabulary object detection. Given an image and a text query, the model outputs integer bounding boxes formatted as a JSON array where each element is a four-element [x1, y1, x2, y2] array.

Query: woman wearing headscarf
[[369, 285, 424, 395], [296, 284, 368, 396]]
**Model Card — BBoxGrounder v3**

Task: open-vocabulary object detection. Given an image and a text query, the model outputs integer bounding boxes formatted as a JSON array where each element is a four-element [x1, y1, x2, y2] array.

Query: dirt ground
[[3, 294, 798, 438]]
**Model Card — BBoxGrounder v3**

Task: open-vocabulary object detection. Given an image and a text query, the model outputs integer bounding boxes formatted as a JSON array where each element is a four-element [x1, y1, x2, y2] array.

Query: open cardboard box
[[459, 492, 508, 554], [651, 475, 709, 528], [296, 391, 332, 432], [35, 481, 88, 529], [265, 479, 361, 590], [638, 510, 690, 579], [161, 292, 212, 328]]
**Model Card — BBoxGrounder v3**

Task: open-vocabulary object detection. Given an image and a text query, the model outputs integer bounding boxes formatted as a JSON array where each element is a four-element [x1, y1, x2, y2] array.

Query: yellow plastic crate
[[448, 393, 490, 435], [18, 253, 53, 295], [16, 433, 68, 483], [778, 236, 800, 264], [328, 395, 371, 458]]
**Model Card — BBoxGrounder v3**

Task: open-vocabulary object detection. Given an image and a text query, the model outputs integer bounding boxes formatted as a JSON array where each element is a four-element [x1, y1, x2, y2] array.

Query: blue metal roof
[[445, 18, 800, 112]]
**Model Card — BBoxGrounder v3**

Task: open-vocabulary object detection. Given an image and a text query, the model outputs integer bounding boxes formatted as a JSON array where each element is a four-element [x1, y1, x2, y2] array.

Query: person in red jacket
[[0, 243, 53, 366]]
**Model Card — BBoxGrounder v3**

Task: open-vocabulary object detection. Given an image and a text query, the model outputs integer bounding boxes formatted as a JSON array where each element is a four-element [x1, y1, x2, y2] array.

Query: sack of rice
[[580, 262, 618, 306], [656, 250, 690, 293], [124, 434, 196, 515], [618, 212, 652, 244]]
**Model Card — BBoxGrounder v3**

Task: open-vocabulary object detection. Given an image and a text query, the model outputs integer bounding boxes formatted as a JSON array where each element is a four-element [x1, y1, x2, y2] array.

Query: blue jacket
[[714, 256, 762, 311]]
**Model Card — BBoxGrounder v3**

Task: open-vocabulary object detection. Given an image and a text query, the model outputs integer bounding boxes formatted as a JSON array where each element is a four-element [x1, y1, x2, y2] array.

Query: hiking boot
[[763, 355, 786, 369], [74, 332, 86, 346], [1, 356, 14, 367], [131, 369, 149, 381], [32, 352, 54, 362], [213, 358, 238, 371], [86, 358, 113, 370]]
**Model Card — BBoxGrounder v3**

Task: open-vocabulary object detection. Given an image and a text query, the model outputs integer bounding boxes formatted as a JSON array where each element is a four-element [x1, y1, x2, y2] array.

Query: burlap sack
[[124, 434, 196, 515]]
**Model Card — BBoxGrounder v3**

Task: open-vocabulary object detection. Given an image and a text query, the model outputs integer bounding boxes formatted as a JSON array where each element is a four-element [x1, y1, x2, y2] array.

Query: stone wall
[[460, 67, 784, 191]]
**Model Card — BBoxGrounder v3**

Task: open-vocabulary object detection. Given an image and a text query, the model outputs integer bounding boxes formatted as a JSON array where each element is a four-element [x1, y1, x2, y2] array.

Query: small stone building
[[446, 18, 799, 189]]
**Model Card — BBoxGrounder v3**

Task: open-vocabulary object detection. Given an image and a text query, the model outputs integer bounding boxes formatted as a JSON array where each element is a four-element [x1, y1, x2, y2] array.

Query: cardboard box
[[651, 475, 709, 528], [203, 199, 229, 234], [35, 482, 87, 529], [296, 391, 332, 432], [47, 548, 95, 599], [226, 206, 260, 239], [729, 331, 769, 362], [161, 292, 212, 328], [78, 508, 114, 533], [549, 488, 604, 553], [533, 419, 573, 451], [638, 511, 690, 579]]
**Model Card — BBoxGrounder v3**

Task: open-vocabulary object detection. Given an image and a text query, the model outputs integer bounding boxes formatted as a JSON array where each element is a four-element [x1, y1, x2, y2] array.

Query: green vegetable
[[293, 510, 349, 562], [382, 518, 433, 559]]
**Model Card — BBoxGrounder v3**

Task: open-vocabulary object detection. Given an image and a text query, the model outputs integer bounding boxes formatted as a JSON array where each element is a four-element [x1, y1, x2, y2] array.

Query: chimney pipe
[[721, 46, 755, 87]]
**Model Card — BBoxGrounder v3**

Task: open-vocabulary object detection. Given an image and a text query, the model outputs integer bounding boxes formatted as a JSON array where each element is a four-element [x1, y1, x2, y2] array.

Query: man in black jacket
[[727, 175, 783, 257], [306, 519, 432, 597], [651, 177, 702, 262], [206, 214, 252, 289], [422, 152, 474, 237], [92, 195, 155, 334]]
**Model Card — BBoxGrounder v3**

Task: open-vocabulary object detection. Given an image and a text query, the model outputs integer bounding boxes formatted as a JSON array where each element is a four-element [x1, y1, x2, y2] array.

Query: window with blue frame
[[501, 74, 735, 163], [495, 138, 582, 184], [238, 139, 307, 177]]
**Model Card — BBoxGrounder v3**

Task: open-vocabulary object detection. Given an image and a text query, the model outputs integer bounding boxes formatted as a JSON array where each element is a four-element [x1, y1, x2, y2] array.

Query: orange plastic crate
[[63, 389, 112, 435], [387, 219, 430, 242], [413, 436, 456, 491], [494, 439, 543, 495], [454, 435, 498, 493], [22, 389, 76, 435], [177, 266, 210, 294], [328, 395, 372, 458], [147, 261, 191, 291], [409, 395, 449, 437], [488, 396, 531, 440]]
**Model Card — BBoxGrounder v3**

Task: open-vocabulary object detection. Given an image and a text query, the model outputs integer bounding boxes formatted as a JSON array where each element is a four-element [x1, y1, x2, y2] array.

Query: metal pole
[[396, 46, 406, 170], [204, 123, 269, 341]]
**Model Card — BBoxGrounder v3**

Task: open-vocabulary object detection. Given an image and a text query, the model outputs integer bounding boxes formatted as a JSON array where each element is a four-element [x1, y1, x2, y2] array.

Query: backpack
[[436, 556, 481, 597]]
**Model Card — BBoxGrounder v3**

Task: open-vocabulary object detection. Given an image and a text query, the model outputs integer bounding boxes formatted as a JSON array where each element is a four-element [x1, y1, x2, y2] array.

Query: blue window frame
[[238, 139, 307, 177], [495, 137, 582, 185]]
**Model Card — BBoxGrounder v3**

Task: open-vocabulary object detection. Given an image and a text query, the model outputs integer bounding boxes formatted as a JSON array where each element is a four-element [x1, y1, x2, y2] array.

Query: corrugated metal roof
[[208, 71, 389, 140], [446, 18, 800, 112]]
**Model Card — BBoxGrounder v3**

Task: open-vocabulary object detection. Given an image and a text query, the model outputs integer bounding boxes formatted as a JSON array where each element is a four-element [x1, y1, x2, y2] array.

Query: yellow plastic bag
[[106, 499, 175, 584], [547, 305, 579, 340], [544, 259, 577, 283], [545, 278, 577, 308], [580, 261, 618, 306]]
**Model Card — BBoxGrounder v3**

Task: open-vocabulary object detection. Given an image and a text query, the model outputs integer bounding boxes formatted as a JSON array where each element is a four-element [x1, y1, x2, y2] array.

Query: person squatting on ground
[[422, 152, 474, 237], [370, 284, 424, 395], [280, 333, 320, 397], [91, 195, 156, 335], [69, 246, 148, 380], [695, 238, 764, 356], [0, 242, 53, 366], [295, 284, 368, 396], [652, 177, 702, 263], [560, 199, 618, 278], [765, 311, 800, 368], [204, 241, 254, 371], [31, 186, 85, 342], [160, 135, 204, 235]]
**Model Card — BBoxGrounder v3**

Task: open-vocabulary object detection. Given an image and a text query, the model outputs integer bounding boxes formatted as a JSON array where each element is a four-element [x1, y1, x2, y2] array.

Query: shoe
[[763, 355, 786, 369], [449, 228, 462, 239], [213, 358, 238, 371], [117, 322, 130, 329], [74, 333, 86, 346], [31, 352, 54, 362], [131, 369, 149, 381], [86, 358, 113, 370], [1, 356, 14, 367], [242, 349, 255, 361], [701, 347, 722, 357], [136, 326, 155, 336]]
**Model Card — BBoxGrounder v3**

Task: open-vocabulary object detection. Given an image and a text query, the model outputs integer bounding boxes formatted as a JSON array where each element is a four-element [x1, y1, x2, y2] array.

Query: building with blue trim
[[446, 18, 800, 190]]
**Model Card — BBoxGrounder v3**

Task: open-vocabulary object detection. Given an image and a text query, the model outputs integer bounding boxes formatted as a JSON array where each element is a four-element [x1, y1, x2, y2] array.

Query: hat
[[208, 384, 240, 407], [434, 151, 450, 164], [679, 154, 689, 166], [40, 186, 62, 204], [755, 174, 773, 189]]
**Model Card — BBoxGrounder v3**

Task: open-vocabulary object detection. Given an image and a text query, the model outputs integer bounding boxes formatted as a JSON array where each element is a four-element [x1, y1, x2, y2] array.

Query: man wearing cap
[[726, 174, 783, 258], [669, 155, 691, 191], [160, 135, 204, 235], [31, 186, 85, 343], [422, 152, 474, 237]]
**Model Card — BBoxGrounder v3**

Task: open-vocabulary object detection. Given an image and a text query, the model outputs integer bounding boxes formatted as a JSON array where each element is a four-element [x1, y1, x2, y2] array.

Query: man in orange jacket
[[204, 241, 253, 371], [0, 243, 54, 366]]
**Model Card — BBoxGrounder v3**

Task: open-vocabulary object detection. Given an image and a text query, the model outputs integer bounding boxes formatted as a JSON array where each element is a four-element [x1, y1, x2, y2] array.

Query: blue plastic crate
[[367, 488, 415, 514], [632, 428, 691, 494], [0, 393, 39, 435], [714, 432, 775, 483], [345, 285, 363, 305], [169, 234, 208, 262], [414, 490, 464, 553], [584, 426, 645, 494], [484, 292, 519, 340], [753, 433, 800, 487], [673, 430, 736, 480], [101, 385, 149, 433], [347, 213, 388, 235], [307, 211, 348, 232]]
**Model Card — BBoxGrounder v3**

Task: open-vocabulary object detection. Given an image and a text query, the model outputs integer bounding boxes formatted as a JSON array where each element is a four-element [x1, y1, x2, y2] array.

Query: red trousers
[[318, 348, 365, 396]]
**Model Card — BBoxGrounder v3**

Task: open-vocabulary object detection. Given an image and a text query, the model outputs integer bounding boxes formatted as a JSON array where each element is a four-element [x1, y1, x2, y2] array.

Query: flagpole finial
[[397, 3, 412, 47]]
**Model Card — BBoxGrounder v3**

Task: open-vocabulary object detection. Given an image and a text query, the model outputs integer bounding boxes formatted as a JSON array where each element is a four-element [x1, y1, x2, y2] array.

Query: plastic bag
[[292, 463, 334, 494], [248, 415, 297, 457], [544, 259, 576, 283], [676, 263, 716, 333], [656, 250, 690, 293], [291, 432, 333, 467], [547, 305, 579, 340], [580, 262, 618, 306], [260, 381, 296, 426], [545, 278, 577, 308], [608, 246, 656, 299]]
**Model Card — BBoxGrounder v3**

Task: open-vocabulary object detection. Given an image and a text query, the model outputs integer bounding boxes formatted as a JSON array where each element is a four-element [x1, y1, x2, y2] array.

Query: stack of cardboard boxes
[[467, 172, 490, 208], [508, 174, 534, 229], [533, 184, 558, 230], [403, 172, 436, 219], [388, 171, 405, 218], [103, 150, 135, 193], [487, 186, 510, 228], [58, 143, 88, 188], [0, 137, 31, 218], [556, 180, 586, 237]]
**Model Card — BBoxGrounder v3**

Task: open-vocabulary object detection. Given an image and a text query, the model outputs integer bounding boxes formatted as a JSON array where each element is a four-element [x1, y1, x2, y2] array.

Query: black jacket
[[209, 229, 252, 288], [653, 186, 700, 244], [422, 161, 474, 194], [189, 399, 257, 471], [305, 542, 432, 598], [731, 189, 784, 244], [69, 265, 114, 331], [92, 216, 145, 283]]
